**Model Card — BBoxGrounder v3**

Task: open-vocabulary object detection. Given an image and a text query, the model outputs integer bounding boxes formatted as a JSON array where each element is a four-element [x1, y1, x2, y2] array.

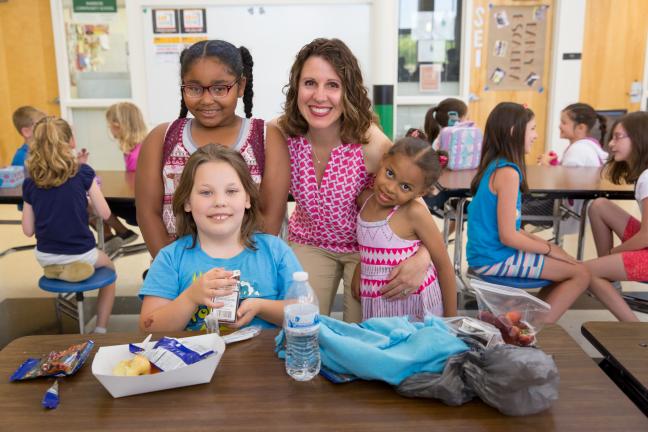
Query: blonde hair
[[172, 144, 261, 250], [26, 117, 78, 189], [105, 102, 148, 154]]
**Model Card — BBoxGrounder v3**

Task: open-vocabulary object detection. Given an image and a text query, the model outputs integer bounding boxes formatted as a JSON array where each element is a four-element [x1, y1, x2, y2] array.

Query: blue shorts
[[472, 250, 545, 279]]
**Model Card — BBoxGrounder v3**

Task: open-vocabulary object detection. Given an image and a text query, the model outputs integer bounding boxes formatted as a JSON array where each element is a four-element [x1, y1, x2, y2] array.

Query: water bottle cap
[[292, 271, 309, 282]]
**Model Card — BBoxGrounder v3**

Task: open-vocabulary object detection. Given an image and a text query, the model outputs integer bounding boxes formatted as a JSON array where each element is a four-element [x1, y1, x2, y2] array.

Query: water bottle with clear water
[[284, 271, 321, 381]]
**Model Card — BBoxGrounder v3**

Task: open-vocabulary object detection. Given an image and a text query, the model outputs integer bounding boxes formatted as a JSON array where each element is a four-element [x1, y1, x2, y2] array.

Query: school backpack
[[438, 121, 483, 170]]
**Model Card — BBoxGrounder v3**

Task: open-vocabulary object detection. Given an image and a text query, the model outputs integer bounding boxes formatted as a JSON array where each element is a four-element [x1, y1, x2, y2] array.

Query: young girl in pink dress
[[352, 137, 457, 321]]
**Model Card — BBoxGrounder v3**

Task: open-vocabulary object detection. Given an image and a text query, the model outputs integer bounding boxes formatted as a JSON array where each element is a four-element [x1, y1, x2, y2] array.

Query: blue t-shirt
[[11, 143, 29, 166], [140, 233, 303, 330], [22, 164, 96, 255], [466, 159, 522, 267]]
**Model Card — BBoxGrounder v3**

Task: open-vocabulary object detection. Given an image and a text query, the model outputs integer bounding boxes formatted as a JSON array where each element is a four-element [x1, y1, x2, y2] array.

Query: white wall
[[546, 0, 587, 156]]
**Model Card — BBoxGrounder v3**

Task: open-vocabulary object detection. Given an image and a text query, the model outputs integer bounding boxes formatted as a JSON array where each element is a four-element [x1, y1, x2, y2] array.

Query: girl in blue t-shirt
[[22, 117, 116, 333], [139, 144, 302, 332], [466, 103, 591, 324]]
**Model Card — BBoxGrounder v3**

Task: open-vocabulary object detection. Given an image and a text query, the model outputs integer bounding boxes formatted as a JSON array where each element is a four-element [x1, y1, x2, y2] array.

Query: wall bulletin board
[[486, 4, 549, 91]]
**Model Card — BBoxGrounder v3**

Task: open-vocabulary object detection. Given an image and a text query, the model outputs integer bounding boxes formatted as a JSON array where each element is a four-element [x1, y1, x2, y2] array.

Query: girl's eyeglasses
[[181, 78, 240, 99], [610, 133, 629, 142]]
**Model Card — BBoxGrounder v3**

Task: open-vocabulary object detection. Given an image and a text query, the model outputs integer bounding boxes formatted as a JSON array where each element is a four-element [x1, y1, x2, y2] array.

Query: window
[[62, 0, 131, 99], [398, 0, 462, 96], [395, 0, 464, 137]]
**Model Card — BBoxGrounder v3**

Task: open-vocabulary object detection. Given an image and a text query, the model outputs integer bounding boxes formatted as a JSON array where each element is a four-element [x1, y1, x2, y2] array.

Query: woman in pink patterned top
[[136, 40, 290, 259], [278, 39, 433, 322], [352, 137, 457, 321]]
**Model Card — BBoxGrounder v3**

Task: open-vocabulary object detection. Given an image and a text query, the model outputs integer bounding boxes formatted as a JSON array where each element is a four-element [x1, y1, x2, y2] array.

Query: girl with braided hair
[[136, 40, 289, 259]]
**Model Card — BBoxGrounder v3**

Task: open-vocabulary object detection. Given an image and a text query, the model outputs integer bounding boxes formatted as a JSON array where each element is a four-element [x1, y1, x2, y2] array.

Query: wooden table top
[[1, 326, 647, 431], [0, 170, 135, 204], [581, 321, 648, 390], [437, 166, 634, 199]]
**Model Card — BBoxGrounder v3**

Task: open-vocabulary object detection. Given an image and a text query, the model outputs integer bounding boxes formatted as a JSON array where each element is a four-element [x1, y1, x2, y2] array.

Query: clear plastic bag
[[442, 316, 504, 349], [471, 280, 551, 347]]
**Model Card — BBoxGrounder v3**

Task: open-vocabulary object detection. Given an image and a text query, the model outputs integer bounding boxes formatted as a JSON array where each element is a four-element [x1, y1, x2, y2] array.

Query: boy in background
[[11, 106, 46, 166]]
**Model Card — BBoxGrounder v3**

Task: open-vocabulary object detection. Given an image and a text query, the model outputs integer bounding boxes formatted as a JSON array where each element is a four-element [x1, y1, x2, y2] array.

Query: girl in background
[[100, 101, 148, 243], [584, 112, 648, 322], [278, 38, 430, 322], [22, 117, 116, 333], [106, 102, 147, 172], [528, 103, 609, 233], [139, 144, 302, 332], [136, 40, 289, 259], [352, 137, 457, 321], [466, 102, 593, 324], [424, 97, 467, 146]]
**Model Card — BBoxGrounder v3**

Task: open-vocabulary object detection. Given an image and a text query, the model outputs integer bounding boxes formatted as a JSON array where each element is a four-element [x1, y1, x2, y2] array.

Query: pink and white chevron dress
[[287, 136, 372, 253], [357, 202, 444, 321]]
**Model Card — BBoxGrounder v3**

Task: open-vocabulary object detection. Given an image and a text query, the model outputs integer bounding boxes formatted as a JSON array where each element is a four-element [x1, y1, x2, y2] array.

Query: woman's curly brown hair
[[278, 38, 373, 144]]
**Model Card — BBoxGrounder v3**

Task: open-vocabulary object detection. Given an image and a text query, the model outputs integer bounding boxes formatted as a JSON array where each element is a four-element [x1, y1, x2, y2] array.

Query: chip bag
[[129, 337, 214, 372], [471, 280, 551, 347], [10, 341, 94, 381]]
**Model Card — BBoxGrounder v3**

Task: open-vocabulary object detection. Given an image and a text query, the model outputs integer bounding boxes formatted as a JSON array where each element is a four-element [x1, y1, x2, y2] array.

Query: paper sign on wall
[[486, 5, 549, 91], [419, 64, 442, 92], [153, 9, 178, 34]]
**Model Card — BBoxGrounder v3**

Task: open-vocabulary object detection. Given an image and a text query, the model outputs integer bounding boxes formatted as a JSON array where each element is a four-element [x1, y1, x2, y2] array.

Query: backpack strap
[[248, 118, 266, 177], [162, 118, 190, 165]]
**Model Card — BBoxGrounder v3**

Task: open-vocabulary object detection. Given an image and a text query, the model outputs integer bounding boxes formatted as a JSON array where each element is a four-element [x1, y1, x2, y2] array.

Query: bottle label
[[285, 303, 320, 329]]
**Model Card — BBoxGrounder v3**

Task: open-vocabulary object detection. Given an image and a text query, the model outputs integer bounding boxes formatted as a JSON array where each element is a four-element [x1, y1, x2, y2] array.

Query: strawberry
[[518, 334, 535, 346], [505, 311, 522, 324]]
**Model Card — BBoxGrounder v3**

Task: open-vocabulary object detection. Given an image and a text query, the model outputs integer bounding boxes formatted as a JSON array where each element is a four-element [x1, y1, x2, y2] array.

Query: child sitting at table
[[102, 101, 148, 239], [351, 137, 457, 320], [423, 98, 467, 147], [526, 102, 609, 233], [11, 106, 45, 167], [22, 117, 116, 333], [466, 102, 594, 324], [139, 144, 302, 332], [584, 111, 648, 322]]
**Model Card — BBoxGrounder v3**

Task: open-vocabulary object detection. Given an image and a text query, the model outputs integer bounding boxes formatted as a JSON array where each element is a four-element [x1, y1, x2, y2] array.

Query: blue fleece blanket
[[276, 315, 469, 385]]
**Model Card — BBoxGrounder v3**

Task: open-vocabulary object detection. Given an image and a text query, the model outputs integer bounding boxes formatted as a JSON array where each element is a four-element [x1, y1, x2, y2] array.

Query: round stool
[[39, 267, 116, 334]]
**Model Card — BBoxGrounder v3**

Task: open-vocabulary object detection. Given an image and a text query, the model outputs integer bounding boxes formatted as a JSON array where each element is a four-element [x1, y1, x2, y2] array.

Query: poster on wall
[[153, 9, 179, 34], [419, 64, 442, 92], [181, 9, 207, 33], [485, 5, 549, 91]]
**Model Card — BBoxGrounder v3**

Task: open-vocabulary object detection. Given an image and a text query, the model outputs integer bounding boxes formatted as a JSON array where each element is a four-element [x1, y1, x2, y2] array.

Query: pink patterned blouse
[[287, 136, 373, 253]]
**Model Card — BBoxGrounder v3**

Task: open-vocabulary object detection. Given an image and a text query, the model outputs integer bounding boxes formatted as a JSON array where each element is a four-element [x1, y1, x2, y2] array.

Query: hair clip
[[522, 103, 529, 109], [438, 154, 449, 168], [411, 130, 420, 138]]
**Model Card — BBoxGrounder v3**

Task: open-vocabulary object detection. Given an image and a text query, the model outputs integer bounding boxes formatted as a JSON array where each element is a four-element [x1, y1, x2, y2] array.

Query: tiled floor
[[3, 200, 648, 358]]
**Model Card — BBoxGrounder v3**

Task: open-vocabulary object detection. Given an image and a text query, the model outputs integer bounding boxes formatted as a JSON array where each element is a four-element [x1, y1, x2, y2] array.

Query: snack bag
[[471, 280, 551, 347], [129, 337, 214, 372], [10, 341, 94, 381], [443, 316, 504, 349]]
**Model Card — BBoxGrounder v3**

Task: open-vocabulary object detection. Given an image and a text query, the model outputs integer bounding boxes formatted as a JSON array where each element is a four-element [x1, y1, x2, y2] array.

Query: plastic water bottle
[[284, 271, 321, 381]]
